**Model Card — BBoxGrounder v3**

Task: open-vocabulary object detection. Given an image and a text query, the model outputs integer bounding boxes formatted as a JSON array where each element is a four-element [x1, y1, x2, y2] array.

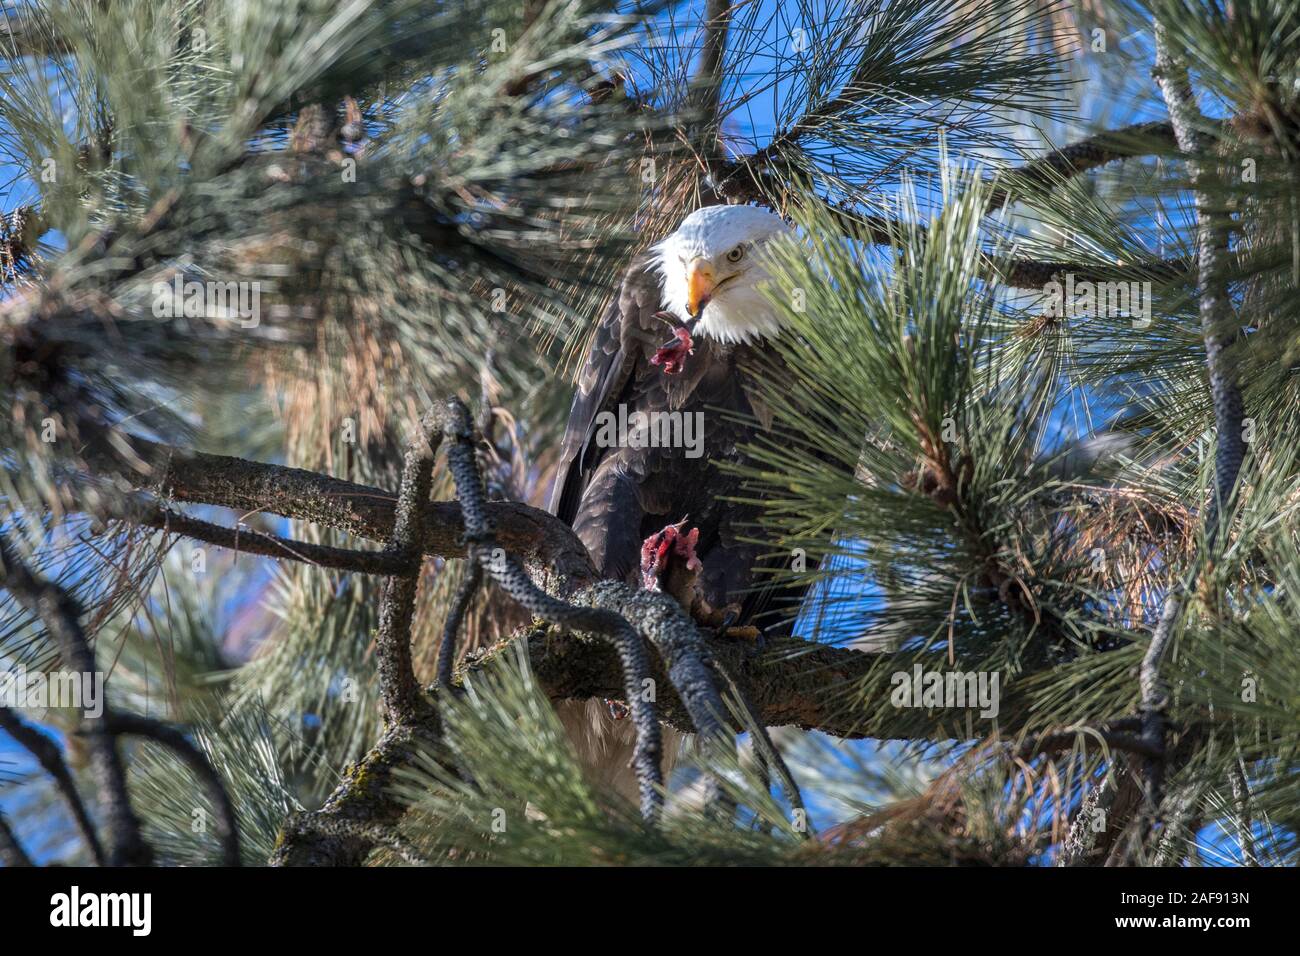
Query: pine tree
[[0, 0, 1294, 867]]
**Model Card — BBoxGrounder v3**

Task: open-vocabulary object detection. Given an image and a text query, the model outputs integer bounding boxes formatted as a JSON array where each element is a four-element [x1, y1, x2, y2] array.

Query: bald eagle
[[550, 204, 798, 630]]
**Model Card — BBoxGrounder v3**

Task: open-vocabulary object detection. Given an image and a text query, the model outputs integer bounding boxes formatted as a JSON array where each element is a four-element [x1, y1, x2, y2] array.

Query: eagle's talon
[[712, 605, 762, 644], [722, 625, 763, 643], [650, 326, 694, 375]]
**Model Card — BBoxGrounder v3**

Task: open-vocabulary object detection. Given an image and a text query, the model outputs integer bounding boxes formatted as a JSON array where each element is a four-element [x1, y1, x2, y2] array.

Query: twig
[[134, 502, 412, 575], [0, 810, 34, 867], [985, 121, 1182, 211], [1017, 723, 1164, 761], [438, 563, 481, 690], [1139, 584, 1180, 825], [1229, 757, 1257, 867], [0, 534, 151, 866], [103, 713, 241, 867], [1136, 21, 1247, 844], [710, 661, 809, 835], [0, 706, 106, 865], [1058, 772, 1112, 867]]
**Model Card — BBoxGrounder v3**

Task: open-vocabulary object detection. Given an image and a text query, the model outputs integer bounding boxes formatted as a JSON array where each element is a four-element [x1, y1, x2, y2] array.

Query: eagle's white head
[[652, 204, 790, 345]]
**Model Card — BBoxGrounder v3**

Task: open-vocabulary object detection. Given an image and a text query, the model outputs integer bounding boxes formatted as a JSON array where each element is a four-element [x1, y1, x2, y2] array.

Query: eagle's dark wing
[[551, 260, 813, 629], [548, 256, 664, 565], [712, 343, 809, 631]]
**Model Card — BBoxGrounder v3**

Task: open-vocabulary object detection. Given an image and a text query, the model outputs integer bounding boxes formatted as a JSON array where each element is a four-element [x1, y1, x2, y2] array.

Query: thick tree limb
[[374, 410, 442, 724], [87, 433, 863, 742], [116, 435, 596, 589], [271, 719, 440, 867]]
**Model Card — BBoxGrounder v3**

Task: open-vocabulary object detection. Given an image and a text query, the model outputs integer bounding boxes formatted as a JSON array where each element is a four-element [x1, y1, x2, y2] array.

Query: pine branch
[[707, 156, 1193, 290], [434, 397, 670, 821], [375, 409, 443, 724], [1136, 20, 1248, 842], [0, 533, 151, 866], [1139, 585, 1180, 822], [438, 562, 481, 690], [0, 706, 106, 866], [111, 434, 596, 588], [1057, 766, 1147, 867], [1229, 757, 1257, 867], [103, 713, 241, 868], [0, 809, 33, 867], [0, 534, 241, 867], [0, 206, 41, 285], [271, 719, 439, 867], [1154, 28, 1245, 544], [1057, 772, 1110, 867], [984, 121, 1183, 211]]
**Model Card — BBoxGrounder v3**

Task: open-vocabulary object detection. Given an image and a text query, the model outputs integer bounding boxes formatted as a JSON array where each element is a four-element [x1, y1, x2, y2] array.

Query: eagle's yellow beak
[[685, 258, 716, 317]]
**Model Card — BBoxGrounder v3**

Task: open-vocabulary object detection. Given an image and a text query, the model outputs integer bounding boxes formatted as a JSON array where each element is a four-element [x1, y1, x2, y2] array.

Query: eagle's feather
[[548, 205, 804, 806], [549, 254, 796, 627]]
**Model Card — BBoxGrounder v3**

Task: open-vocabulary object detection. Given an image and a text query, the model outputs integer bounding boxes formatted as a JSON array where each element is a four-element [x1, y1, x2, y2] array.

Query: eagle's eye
[[725, 244, 745, 264]]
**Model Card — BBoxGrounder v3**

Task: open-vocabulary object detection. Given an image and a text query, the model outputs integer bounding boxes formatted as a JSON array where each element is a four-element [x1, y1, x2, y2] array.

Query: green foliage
[[127, 701, 305, 867], [390, 643, 1043, 865]]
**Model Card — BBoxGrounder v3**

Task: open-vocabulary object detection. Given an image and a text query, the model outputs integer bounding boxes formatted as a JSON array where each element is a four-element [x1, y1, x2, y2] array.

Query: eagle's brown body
[[549, 206, 803, 805], [549, 254, 788, 625]]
